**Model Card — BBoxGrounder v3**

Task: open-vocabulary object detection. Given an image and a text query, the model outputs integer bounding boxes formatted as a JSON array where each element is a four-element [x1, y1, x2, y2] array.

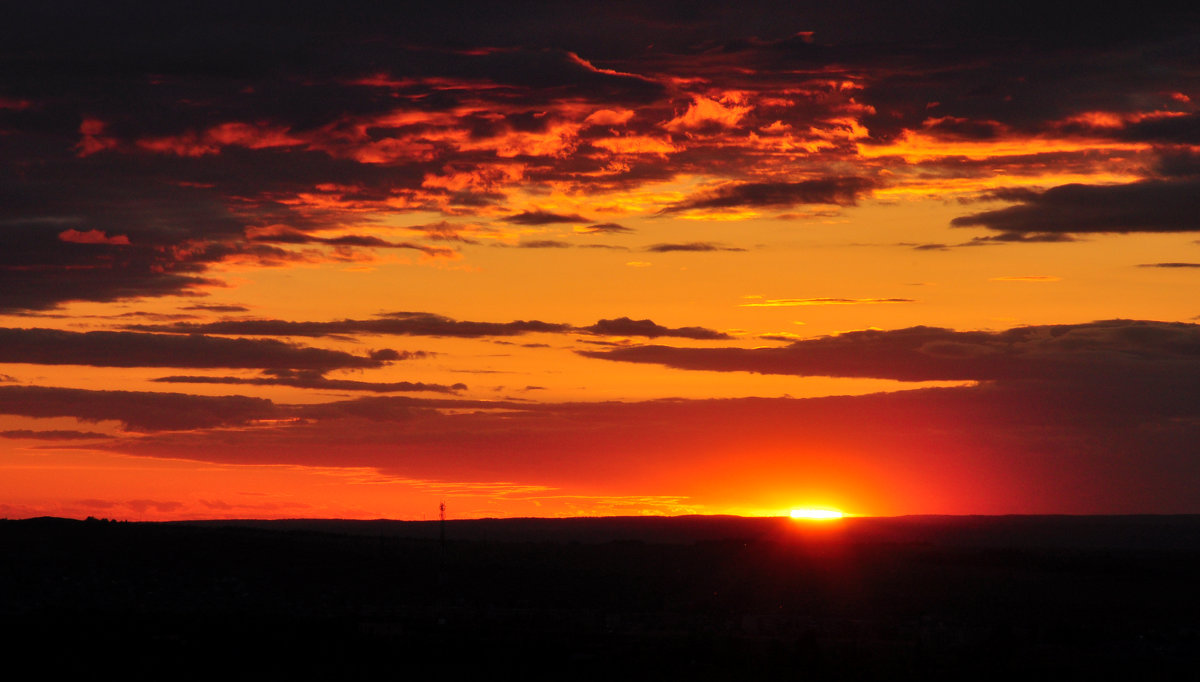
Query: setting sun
[[789, 508, 846, 520]]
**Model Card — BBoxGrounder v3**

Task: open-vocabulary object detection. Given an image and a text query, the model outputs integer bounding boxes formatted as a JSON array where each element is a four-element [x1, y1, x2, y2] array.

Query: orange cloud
[[663, 93, 753, 133], [860, 129, 1148, 162], [591, 135, 677, 156], [584, 108, 636, 126]]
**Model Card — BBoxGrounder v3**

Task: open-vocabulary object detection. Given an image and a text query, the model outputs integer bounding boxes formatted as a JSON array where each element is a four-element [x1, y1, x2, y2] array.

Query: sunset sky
[[3, 1, 1199, 520]]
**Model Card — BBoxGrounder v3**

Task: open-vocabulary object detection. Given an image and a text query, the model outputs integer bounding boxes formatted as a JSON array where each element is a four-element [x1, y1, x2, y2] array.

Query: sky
[[2, 1, 1199, 520]]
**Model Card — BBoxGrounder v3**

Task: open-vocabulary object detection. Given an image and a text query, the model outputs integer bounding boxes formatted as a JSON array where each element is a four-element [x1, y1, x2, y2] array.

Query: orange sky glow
[[2, 3, 1199, 520]]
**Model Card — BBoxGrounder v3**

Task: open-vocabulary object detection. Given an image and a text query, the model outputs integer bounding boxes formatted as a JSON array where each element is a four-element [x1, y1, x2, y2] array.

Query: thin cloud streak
[[740, 298, 916, 307]]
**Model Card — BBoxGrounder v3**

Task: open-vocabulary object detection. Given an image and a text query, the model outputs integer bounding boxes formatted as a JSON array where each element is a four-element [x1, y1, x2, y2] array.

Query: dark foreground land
[[3, 515, 1199, 679]]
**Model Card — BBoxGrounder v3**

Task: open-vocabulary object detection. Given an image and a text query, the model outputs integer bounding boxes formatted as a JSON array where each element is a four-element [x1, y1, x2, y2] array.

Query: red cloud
[[137, 122, 304, 157], [58, 229, 131, 245]]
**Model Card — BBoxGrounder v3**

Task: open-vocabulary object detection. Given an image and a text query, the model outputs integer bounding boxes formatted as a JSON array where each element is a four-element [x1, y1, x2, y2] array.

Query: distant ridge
[[153, 514, 1200, 551], [9, 514, 1199, 550]]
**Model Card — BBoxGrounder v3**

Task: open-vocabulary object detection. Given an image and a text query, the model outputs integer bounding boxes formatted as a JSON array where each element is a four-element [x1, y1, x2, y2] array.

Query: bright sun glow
[[789, 508, 845, 520]]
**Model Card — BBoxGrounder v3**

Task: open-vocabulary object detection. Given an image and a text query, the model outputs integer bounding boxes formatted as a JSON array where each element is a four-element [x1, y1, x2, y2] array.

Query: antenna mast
[[439, 500, 446, 548]]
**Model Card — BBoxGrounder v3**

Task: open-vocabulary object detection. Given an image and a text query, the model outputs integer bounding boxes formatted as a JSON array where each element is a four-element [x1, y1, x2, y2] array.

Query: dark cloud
[[581, 320, 1200, 383], [0, 225, 220, 312], [0, 429, 110, 440], [581, 317, 731, 340], [504, 211, 592, 225], [0, 134, 322, 311], [661, 178, 877, 213], [644, 242, 747, 253], [245, 226, 455, 257], [291, 395, 520, 423], [514, 240, 572, 249], [94, 311, 198, 322], [127, 311, 735, 342], [153, 369, 466, 394], [0, 327, 393, 370], [965, 232, 1079, 244], [181, 303, 250, 313], [401, 221, 484, 244], [1110, 113, 1200, 145], [0, 385, 280, 432], [919, 116, 1007, 140], [0, 0, 1194, 319], [914, 232, 1079, 250], [0, 2, 1192, 319], [1139, 262, 1200, 268], [129, 312, 571, 338], [741, 297, 915, 307], [1154, 149, 1200, 178], [578, 222, 634, 234], [951, 180, 1200, 234]]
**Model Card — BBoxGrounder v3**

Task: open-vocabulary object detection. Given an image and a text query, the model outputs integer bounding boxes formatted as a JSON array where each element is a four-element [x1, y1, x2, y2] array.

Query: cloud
[[740, 298, 915, 307], [2, 3, 1199, 514], [129, 312, 571, 338], [0, 429, 111, 440], [58, 229, 131, 245], [663, 94, 753, 133], [0, 385, 281, 432], [181, 303, 251, 313], [577, 222, 633, 234], [402, 221, 485, 244], [580, 320, 1200, 383], [504, 210, 592, 225], [965, 232, 1078, 244], [661, 178, 877, 213], [291, 395, 519, 423], [1, 1, 1191, 318], [514, 240, 572, 249], [98, 377, 1200, 513], [644, 242, 746, 253], [0, 226, 223, 312], [951, 179, 1200, 234], [579, 244, 630, 251], [152, 370, 465, 394], [1101, 112, 1200, 145], [1139, 262, 1200, 268], [244, 225, 456, 257], [580, 317, 731, 340], [1154, 149, 1200, 178], [911, 232, 1079, 250], [919, 116, 1007, 140], [0, 327, 395, 370], [128, 311, 735, 341]]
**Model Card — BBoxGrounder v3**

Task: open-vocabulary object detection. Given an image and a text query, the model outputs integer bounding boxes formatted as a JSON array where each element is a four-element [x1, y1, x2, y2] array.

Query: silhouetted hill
[[174, 513, 1200, 550], [3, 515, 1198, 679]]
